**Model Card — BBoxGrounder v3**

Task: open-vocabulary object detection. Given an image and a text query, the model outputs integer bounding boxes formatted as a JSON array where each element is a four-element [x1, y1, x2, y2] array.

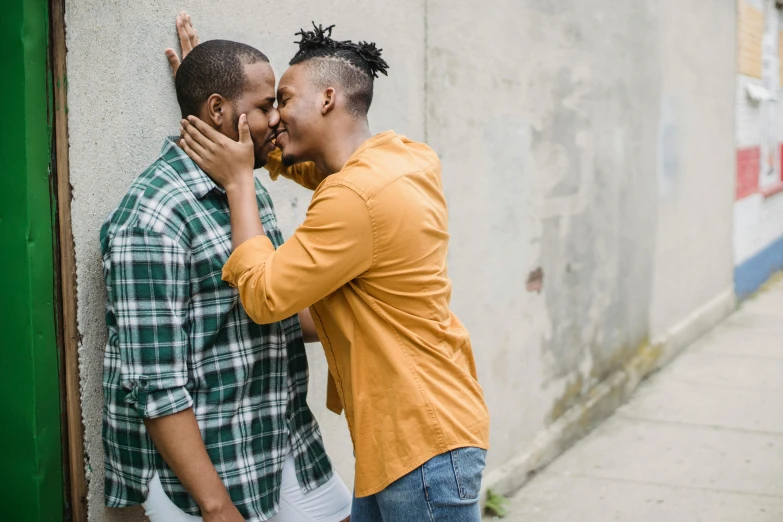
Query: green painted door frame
[[0, 0, 65, 520]]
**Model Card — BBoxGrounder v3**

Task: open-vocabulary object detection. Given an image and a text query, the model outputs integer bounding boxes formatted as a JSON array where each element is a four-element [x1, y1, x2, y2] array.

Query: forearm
[[226, 179, 265, 250], [222, 186, 373, 325], [143, 408, 231, 515], [298, 308, 319, 343]]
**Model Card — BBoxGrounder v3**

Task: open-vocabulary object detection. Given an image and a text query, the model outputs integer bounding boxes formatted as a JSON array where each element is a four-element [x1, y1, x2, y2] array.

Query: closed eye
[[259, 97, 276, 114]]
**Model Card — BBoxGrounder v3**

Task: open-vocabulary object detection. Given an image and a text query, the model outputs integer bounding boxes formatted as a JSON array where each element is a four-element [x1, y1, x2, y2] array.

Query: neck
[[313, 119, 373, 174]]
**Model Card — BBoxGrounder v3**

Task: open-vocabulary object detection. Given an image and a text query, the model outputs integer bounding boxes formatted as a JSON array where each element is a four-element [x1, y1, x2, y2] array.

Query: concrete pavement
[[496, 277, 783, 521]]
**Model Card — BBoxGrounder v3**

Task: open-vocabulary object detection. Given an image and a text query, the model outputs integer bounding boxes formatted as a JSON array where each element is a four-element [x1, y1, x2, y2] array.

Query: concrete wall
[[649, 0, 736, 338], [427, 0, 661, 473], [427, 0, 735, 489], [63, 1, 736, 520]]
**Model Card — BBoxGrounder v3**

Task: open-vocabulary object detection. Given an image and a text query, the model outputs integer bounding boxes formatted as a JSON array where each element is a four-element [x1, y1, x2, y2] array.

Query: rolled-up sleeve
[[265, 148, 326, 190], [223, 184, 373, 324], [106, 228, 193, 419]]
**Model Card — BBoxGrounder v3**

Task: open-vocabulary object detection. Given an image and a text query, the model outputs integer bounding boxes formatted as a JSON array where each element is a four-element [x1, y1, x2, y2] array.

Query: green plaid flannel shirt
[[100, 138, 332, 521]]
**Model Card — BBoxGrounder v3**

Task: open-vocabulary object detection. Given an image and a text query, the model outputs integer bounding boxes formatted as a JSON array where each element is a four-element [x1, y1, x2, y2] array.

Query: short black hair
[[289, 23, 389, 118], [175, 39, 269, 118]]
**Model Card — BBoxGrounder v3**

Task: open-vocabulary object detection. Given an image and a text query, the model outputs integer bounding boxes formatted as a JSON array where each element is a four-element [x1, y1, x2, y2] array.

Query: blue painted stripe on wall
[[735, 234, 783, 299]]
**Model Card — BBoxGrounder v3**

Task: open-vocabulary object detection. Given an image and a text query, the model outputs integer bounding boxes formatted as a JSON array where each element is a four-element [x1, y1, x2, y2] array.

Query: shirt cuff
[[222, 235, 276, 287], [124, 378, 193, 419]]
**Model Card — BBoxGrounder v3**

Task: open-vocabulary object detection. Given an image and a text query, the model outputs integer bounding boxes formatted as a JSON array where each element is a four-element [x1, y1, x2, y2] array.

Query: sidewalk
[[496, 278, 783, 521]]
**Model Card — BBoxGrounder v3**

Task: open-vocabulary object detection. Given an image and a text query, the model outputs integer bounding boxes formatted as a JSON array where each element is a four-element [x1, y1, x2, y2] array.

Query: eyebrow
[[263, 96, 276, 105]]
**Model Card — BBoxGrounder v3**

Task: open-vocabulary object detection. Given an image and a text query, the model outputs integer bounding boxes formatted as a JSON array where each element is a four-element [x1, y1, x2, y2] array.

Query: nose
[[268, 107, 280, 128]]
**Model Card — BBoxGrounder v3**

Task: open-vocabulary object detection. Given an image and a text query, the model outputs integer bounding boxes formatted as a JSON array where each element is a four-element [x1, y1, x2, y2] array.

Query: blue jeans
[[351, 447, 487, 522]]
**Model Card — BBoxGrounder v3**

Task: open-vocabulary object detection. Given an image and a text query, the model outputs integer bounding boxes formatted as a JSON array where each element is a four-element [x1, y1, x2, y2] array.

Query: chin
[[254, 149, 270, 169], [253, 147, 275, 169], [281, 154, 297, 167], [278, 141, 304, 167]]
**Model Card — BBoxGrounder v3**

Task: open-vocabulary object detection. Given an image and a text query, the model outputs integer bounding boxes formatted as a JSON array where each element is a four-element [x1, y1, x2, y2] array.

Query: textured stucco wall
[[64, 1, 735, 521]]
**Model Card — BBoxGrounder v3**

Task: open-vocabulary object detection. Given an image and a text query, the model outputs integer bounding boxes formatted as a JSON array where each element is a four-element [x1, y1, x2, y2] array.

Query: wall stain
[[548, 338, 661, 425], [592, 338, 657, 383], [623, 340, 664, 379], [526, 267, 544, 293], [549, 372, 584, 422]]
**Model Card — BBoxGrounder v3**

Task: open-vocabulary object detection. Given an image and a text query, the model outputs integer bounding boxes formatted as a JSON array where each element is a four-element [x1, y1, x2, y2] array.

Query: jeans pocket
[[450, 447, 487, 500]]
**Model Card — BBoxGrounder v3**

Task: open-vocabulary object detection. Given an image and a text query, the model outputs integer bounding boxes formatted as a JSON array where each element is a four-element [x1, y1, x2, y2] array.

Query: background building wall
[[735, 0, 783, 297], [62, 1, 736, 520]]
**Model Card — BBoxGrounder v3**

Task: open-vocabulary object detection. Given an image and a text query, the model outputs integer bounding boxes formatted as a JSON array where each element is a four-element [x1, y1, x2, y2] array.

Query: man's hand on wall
[[165, 11, 199, 77]]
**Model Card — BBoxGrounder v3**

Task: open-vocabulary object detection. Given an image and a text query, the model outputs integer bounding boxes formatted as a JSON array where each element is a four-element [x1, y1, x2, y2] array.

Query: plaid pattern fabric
[[100, 138, 332, 521]]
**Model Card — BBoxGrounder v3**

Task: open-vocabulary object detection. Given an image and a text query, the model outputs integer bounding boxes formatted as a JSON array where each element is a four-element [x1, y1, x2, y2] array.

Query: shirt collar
[[345, 130, 398, 165], [161, 136, 224, 199]]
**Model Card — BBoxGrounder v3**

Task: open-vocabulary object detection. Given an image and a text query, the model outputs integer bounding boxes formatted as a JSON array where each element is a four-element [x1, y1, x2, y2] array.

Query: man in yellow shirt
[[179, 22, 490, 522]]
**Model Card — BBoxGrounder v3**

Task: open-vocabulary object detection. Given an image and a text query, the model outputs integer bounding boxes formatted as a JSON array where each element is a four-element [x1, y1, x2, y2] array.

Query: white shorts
[[142, 453, 351, 522]]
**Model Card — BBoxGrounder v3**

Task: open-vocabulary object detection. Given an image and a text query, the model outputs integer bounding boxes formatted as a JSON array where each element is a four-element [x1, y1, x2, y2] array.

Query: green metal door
[[0, 0, 65, 519]]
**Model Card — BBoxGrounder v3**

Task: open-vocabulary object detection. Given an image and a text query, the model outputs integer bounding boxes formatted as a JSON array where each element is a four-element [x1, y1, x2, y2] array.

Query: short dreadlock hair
[[175, 39, 269, 118], [289, 23, 389, 118]]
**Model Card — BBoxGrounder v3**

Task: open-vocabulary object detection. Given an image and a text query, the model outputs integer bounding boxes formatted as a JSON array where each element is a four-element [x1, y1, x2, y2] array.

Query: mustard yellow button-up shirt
[[223, 131, 490, 497]]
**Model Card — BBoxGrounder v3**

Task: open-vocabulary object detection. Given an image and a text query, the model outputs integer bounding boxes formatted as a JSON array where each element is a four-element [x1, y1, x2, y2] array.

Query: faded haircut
[[288, 23, 389, 118]]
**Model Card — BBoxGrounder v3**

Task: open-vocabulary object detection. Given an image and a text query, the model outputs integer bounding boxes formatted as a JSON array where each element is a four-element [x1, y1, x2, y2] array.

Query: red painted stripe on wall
[[737, 146, 760, 200]]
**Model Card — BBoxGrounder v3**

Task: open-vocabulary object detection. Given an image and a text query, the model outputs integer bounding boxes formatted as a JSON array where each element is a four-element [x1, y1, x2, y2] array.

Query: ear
[[321, 87, 336, 116], [205, 94, 228, 126]]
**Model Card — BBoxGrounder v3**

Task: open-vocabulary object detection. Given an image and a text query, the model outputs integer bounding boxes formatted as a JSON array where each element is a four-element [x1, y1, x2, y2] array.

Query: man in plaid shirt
[[100, 34, 351, 522]]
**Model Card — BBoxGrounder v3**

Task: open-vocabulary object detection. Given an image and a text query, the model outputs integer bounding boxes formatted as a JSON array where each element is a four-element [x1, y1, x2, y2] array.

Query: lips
[[274, 129, 288, 147]]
